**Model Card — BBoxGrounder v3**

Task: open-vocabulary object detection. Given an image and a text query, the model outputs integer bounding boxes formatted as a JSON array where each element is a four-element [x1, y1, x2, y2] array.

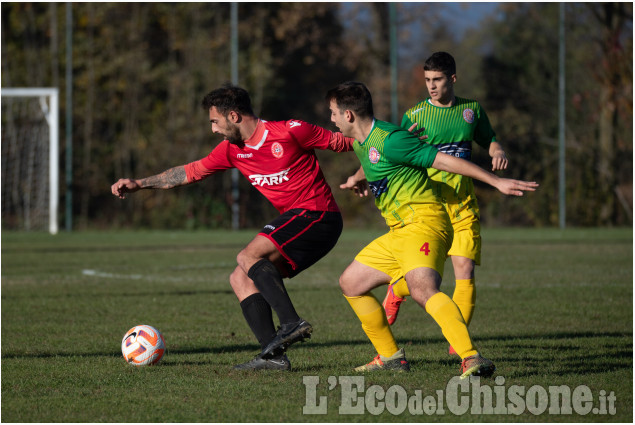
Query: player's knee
[[229, 266, 244, 289], [338, 273, 350, 295], [237, 247, 274, 276], [339, 271, 358, 297], [235, 249, 247, 271], [405, 274, 441, 307], [420, 290, 439, 308], [229, 265, 261, 301], [229, 267, 237, 281], [452, 256, 475, 279], [236, 248, 261, 275]]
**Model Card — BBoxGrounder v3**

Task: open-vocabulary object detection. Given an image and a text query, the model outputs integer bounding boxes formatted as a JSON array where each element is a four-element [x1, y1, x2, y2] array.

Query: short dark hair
[[423, 52, 456, 77], [201, 83, 254, 116], [325, 81, 374, 119]]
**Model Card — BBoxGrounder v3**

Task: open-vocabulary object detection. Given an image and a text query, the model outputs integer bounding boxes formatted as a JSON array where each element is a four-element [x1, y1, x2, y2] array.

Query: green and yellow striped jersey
[[353, 119, 439, 228], [401, 97, 496, 205]]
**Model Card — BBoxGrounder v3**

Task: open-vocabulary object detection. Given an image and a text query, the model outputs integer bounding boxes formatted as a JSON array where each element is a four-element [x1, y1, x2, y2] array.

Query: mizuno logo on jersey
[[237, 153, 253, 158], [249, 169, 290, 187]]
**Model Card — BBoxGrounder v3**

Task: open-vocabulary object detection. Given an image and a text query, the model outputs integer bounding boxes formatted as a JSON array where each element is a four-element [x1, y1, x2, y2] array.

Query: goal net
[[1, 88, 59, 234]]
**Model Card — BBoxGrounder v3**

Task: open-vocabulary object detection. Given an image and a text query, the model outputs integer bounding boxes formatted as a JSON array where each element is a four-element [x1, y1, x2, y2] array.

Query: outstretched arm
[[111, 165, 189, 199], [432, 152, 537, 196]]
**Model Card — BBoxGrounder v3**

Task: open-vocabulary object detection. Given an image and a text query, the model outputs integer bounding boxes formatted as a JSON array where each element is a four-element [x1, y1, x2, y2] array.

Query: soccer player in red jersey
[[111, 84, 355, 370]]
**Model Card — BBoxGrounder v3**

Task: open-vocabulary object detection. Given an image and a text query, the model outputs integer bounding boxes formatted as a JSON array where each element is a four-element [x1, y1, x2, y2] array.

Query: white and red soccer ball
[[121, 325, 165, 366]]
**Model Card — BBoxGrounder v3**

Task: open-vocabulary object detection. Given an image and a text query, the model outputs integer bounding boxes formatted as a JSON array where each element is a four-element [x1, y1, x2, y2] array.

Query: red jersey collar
[[244, 119, 268, 150]]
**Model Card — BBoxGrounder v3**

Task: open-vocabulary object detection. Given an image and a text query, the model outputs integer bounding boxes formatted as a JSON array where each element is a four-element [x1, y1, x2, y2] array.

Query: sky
[[439, 2, 501, 38], [339, 2, 503, 43]]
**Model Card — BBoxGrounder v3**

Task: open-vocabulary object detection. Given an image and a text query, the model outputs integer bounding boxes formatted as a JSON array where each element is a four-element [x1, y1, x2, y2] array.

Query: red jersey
[[184, 119, 354, 213]]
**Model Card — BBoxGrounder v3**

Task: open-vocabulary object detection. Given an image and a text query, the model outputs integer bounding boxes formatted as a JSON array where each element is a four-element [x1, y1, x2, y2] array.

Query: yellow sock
[[391, 277, 410, 298], [344, 293, 399, 358], [452, 278, 476, 327], [425, 292, 477, 359]]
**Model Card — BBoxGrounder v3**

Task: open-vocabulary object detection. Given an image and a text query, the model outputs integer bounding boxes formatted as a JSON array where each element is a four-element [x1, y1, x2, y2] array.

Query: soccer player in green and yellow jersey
[[328, 81, 537, 377], [383, 52, 508, 357]]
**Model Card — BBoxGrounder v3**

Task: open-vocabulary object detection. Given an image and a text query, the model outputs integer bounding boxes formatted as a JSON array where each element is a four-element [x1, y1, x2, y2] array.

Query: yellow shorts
[[445, 198, 481, 265], [355, 204, 453, 281]]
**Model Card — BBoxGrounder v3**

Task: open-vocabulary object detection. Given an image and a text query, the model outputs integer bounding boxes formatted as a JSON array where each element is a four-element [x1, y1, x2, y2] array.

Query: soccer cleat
[[260, 319, 312, 358], [382, 282, 405, 325], [233, 353, 291, 371], [460, 353, 496, 379], [353, 348, 410, 372]]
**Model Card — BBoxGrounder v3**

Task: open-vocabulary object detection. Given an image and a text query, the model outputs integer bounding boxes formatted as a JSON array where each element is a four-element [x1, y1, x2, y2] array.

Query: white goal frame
[[1, 88, 59, 234]]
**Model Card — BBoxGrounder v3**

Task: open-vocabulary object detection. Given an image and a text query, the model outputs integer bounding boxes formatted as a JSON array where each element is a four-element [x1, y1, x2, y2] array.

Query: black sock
[[247, 259, 300, 325], [239, 293, 277, 349]]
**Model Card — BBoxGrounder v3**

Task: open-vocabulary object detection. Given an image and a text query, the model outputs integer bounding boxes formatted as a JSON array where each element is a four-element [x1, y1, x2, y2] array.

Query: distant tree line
[[1, 2, 632, 229]]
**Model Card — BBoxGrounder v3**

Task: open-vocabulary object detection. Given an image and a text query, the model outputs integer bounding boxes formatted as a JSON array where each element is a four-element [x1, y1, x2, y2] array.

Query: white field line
[[81, 269, 209, 283], [81, 263, 234, 282], [82, 269, 143, 279]]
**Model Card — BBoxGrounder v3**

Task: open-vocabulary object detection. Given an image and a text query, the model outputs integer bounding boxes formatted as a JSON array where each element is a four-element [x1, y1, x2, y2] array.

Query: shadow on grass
[[316, 330, 631, 347], [396, 330, 633, 378], [1, 343, 260, 361], [1, 288, 235, 300], [309, 330, 632, 377], [3, 330, 630, 377], [2, 243, 246, 254]]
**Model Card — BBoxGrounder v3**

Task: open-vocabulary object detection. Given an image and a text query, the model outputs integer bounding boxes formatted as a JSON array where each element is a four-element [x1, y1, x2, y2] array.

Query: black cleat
[[460, 353, 496, 379], [233, 353, 291, 371], [261, 319, 312, 358]]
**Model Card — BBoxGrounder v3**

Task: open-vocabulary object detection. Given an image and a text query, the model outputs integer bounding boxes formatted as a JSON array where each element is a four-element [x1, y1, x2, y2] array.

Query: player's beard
[[224, 122, 243, 145]]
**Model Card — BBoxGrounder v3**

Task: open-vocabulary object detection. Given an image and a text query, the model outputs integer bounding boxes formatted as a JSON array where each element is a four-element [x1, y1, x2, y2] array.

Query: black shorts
[[259, 209, 343, 278]]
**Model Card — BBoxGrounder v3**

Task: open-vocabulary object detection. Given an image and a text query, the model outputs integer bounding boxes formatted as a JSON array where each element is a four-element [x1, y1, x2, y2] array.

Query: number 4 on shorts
[[420, 242, 430, 256]]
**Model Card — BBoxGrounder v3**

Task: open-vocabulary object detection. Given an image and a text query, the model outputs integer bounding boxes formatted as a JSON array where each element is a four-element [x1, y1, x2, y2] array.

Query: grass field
[[1, 227, 632, 422]]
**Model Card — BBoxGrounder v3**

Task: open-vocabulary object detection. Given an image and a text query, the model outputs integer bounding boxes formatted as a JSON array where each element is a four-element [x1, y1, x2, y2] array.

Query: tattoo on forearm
[[140, 166, 187, 189]]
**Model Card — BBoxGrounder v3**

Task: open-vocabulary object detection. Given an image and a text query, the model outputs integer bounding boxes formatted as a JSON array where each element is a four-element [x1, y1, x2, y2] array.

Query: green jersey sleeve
[[473, 105, 496, 149], [384, 127, 438, 170], [352, 119, 441, 228]]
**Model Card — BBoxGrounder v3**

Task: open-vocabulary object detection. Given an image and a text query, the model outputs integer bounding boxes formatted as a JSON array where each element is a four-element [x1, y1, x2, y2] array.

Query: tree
[[2, 3, 630, 229], [480, 2, 632, 226], [586, 3, 633, 224]]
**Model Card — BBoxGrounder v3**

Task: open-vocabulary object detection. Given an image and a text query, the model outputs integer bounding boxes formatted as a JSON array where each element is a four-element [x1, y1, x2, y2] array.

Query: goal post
[[1, 88, 59, 234]]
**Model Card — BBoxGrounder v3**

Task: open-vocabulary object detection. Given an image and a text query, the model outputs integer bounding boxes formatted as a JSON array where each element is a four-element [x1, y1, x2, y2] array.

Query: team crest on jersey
[[462, 108, 475, 124], [271, 142, 284, 158], [368, 147, 381, 164]]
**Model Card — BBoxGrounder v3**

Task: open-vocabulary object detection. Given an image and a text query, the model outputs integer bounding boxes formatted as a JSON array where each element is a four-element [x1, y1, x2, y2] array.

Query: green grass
[[1, 228, 632, 422]]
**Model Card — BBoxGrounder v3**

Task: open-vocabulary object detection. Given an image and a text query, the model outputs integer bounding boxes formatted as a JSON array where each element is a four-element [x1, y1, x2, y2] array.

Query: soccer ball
[[121, 325, 165, 366]]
